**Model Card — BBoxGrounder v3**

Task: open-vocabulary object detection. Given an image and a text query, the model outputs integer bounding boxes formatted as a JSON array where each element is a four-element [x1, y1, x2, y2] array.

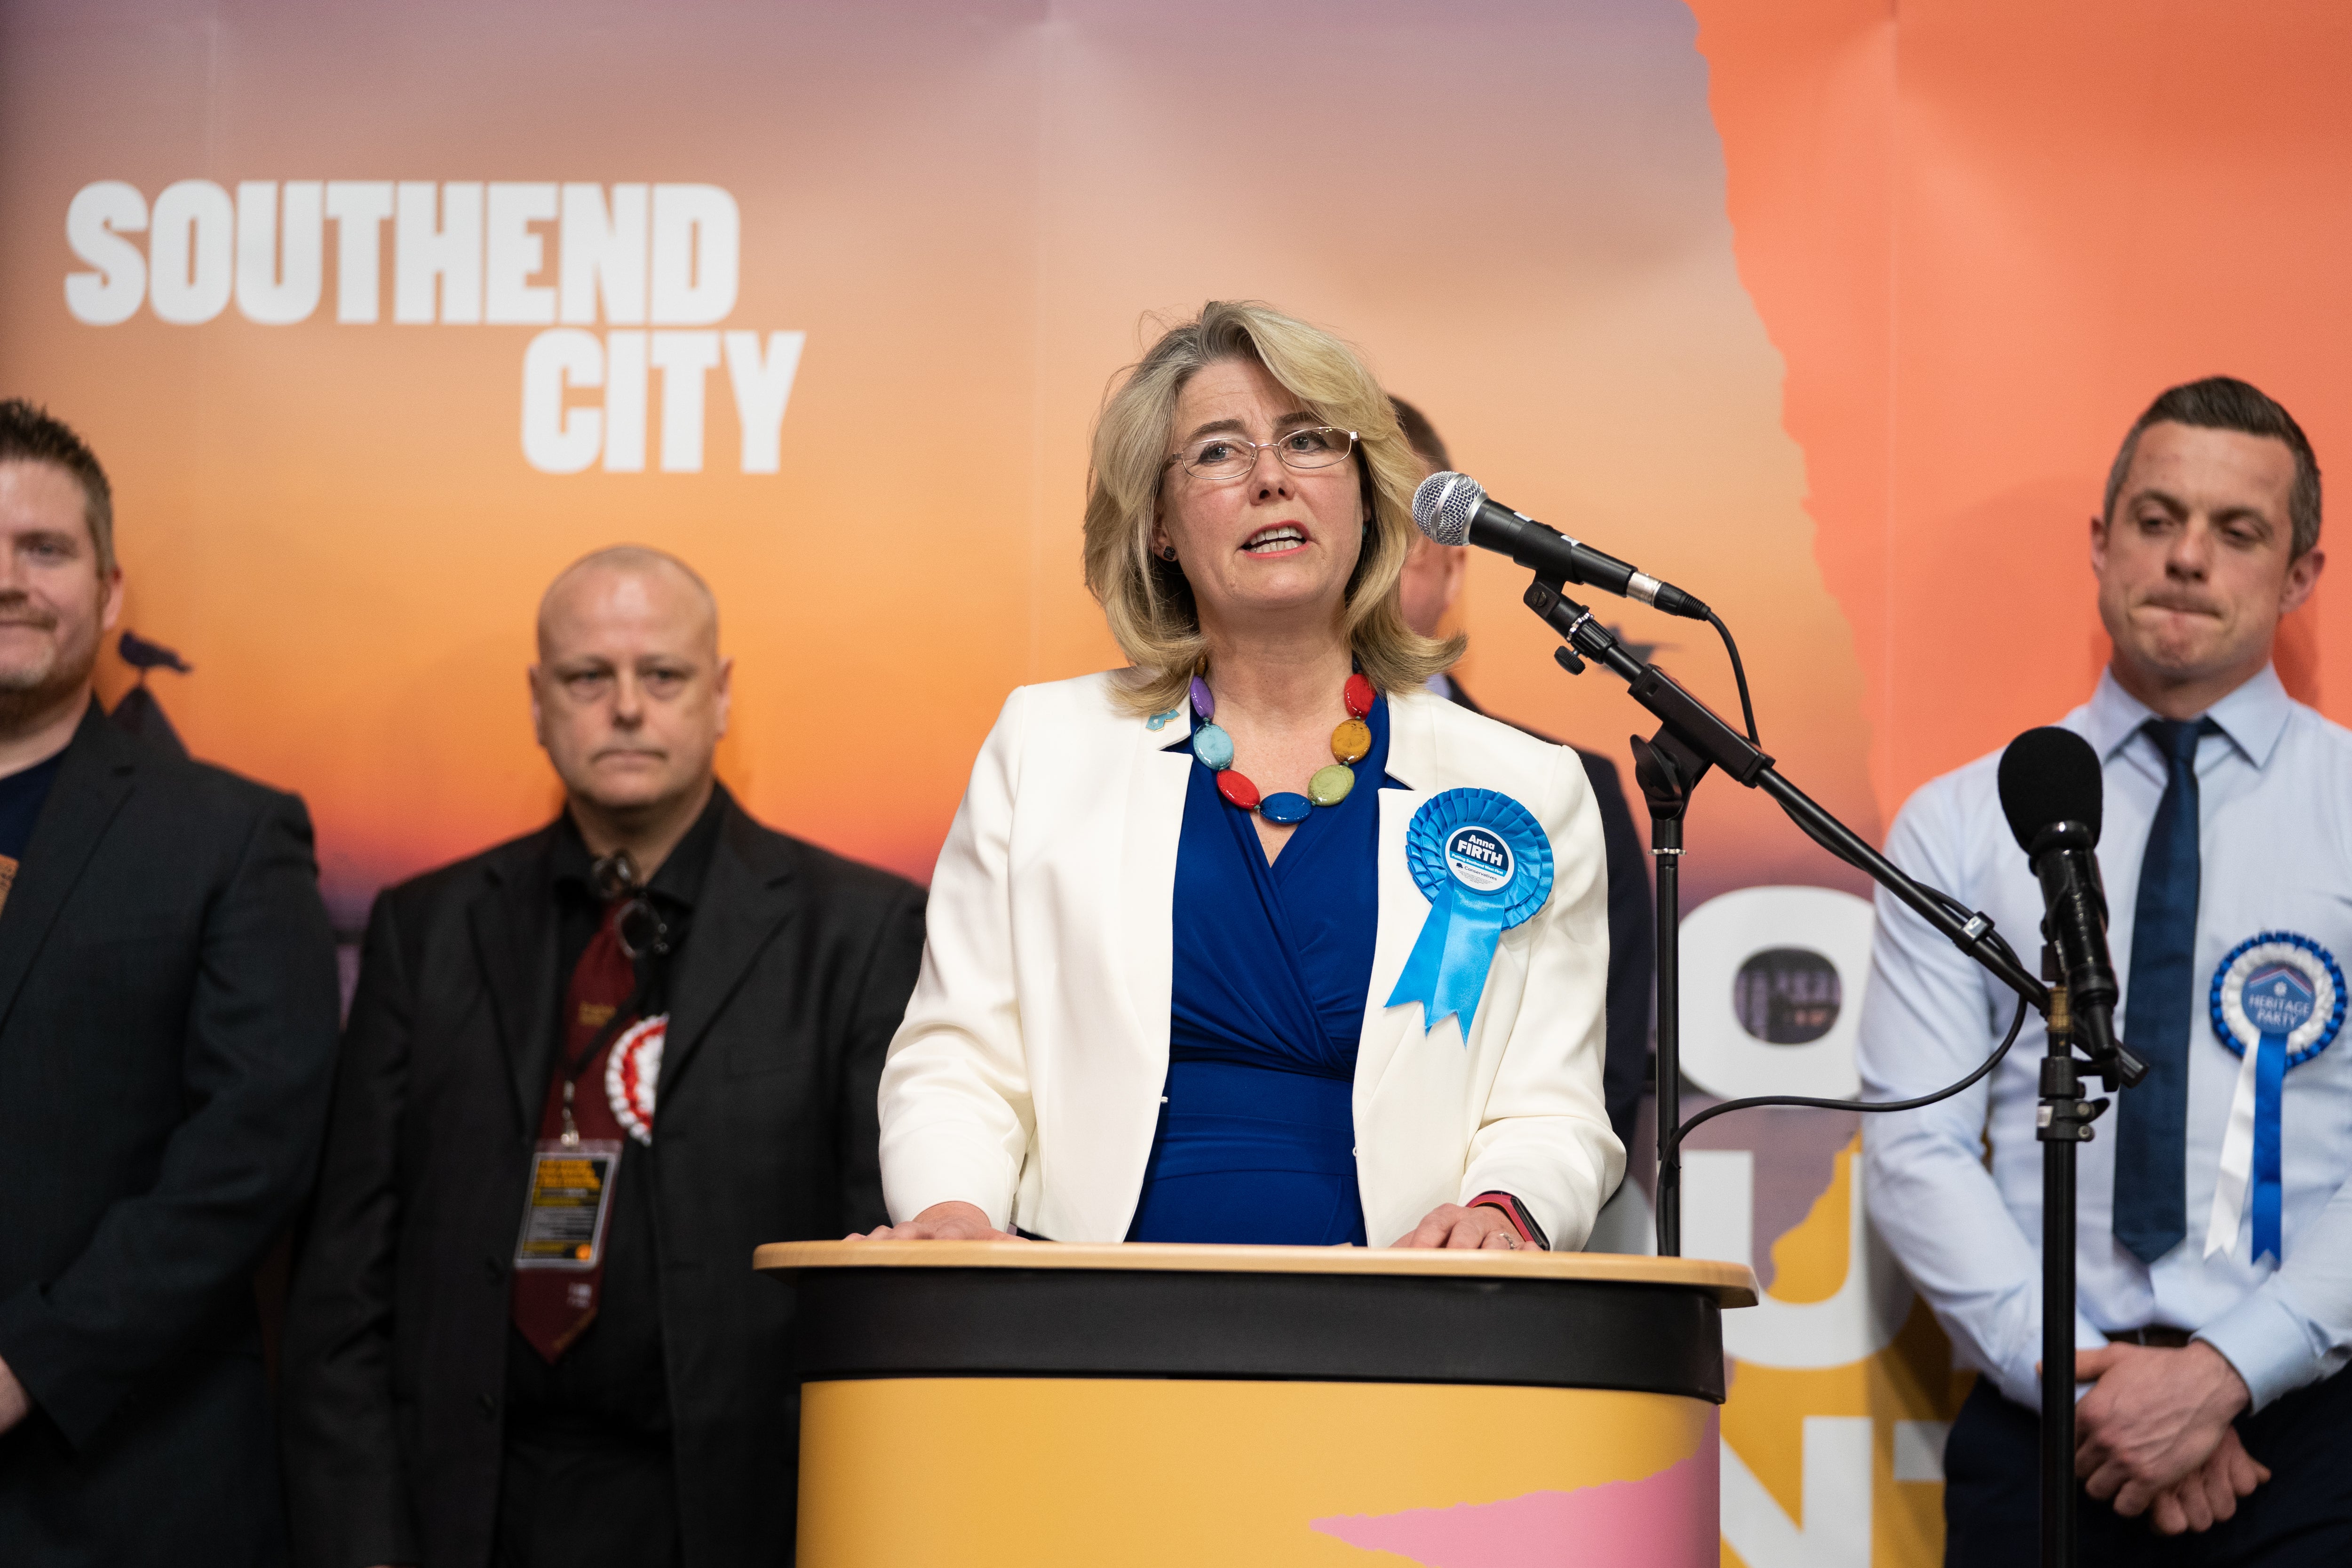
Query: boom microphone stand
[[1520, 570, 2048, 1190], [1521, 573, 2102, 1568]]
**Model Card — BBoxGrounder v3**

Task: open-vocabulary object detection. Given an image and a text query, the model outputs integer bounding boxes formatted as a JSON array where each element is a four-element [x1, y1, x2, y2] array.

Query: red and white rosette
[[604, 1014, 666, 1146]]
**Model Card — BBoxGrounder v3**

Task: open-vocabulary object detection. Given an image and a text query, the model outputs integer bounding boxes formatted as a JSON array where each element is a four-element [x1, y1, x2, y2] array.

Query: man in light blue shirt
[[1859, 377, 2350, 1564]]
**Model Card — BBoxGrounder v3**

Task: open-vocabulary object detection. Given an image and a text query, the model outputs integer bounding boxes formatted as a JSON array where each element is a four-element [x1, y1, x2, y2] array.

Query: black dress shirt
[[0, 748, 65, 862], [503, 796, 727, 1439]]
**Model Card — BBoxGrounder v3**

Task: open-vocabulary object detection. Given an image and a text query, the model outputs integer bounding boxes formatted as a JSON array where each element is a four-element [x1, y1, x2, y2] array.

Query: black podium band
[[791, 1267, 1725, 1403]]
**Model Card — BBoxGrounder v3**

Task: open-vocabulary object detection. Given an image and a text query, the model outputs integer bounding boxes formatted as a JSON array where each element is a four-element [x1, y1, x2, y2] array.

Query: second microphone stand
[[1521, 572, 2113, 1568]]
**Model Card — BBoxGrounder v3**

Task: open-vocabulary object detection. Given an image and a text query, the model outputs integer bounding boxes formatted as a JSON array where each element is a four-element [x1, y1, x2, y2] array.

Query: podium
[[755, 1240, 1756, 1567]]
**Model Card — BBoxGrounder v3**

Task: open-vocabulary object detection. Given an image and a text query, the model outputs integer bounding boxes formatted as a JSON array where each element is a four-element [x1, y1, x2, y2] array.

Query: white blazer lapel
[[1113, 701, 1192, 1071]]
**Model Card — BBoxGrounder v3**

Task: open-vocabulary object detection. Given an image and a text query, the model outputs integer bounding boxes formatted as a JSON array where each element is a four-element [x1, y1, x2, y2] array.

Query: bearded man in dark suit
[[280, 547, 926, 1568], [0, 399, 342, 1564]]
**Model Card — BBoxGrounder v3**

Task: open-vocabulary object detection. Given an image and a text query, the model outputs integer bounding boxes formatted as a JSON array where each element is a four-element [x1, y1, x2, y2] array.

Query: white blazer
[[878, 671, 1625, 1248]]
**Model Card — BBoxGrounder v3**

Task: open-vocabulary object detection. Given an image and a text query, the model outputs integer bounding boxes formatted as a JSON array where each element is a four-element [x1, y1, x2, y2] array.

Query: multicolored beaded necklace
[[1187, 668, 1376, 825]]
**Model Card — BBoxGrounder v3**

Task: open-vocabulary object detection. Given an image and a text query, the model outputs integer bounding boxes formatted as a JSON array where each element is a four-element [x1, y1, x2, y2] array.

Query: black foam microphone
[[1411, 471, 1712, 621], [1996, 727, 2144, 1082]]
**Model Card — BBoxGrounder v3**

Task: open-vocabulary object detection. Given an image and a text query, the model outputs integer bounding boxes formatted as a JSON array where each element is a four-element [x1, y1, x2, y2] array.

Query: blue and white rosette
[[1384, 788, 1553, 1042], [2202, 931, 2344, 1264]]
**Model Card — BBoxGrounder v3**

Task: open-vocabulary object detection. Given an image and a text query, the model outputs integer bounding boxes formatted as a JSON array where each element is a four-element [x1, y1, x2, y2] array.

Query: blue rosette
[[2204, 931, 2344, 1263], [1384, 788, 1554, 1042]]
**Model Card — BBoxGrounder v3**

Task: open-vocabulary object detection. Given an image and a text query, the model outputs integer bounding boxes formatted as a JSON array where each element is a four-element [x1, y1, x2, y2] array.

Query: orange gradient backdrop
[[6, 3, 2343, 907], [8, 6, 2351, 1566], [1692, 0, 2350, 810], [0, 0, 1872, 925]]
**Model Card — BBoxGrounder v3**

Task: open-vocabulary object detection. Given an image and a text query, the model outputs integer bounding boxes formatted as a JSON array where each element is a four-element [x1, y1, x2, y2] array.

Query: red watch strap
[[1469, 1191, 1549, 1251]]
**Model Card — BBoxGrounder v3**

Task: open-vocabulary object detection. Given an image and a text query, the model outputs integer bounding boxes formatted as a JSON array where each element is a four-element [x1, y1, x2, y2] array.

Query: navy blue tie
[[2114, 716, 2217, 1265]]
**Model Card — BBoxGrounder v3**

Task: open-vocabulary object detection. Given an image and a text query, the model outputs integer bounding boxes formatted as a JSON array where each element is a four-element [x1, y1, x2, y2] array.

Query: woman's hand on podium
[[848, 1201, 1024, 1242], [1391, 1202, 1524, 1250]]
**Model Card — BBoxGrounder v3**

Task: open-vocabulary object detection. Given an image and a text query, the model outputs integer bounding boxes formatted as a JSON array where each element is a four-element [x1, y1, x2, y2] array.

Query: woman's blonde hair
[[1082, 301, 1463, 715]]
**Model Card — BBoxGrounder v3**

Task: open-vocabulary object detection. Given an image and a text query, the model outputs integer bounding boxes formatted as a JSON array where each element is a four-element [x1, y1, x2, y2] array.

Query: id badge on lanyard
[[513, 1138, 623, 1270]]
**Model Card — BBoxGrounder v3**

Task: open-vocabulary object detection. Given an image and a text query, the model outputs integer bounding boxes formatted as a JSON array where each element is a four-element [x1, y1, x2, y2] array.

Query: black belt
[[2108, 1325, 2193, 1349]]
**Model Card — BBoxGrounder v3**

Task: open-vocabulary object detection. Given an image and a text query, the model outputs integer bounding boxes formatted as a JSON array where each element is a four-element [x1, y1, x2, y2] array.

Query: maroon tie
[[512, 900, 637, 1361]]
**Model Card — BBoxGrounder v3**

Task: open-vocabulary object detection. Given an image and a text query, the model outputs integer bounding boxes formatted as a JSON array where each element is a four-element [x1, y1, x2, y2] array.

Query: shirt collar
[[2082, 663, 2294, 771], [550, 785, 729, 910]]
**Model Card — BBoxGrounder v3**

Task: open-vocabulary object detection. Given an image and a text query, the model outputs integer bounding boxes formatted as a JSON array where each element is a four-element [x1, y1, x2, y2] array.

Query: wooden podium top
[[755, 1239, 1756, 1307]]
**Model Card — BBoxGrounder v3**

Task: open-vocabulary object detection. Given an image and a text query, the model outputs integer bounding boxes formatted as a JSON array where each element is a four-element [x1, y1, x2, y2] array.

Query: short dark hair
[[0, 399, 115, 574], [2103, 376, 2320, 558], [1390, 395, 1452, 476]]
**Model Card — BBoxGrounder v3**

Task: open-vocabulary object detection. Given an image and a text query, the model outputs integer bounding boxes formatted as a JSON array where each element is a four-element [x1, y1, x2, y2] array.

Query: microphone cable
[[1655, 604, 2033, 1162], [1666, 980, 2033, 1168], [1705, 608, 1758, 745]]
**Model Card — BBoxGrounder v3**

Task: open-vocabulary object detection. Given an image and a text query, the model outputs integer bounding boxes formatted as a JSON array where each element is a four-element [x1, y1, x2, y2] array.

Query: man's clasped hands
[[2068, 1341, 2267, 1536]]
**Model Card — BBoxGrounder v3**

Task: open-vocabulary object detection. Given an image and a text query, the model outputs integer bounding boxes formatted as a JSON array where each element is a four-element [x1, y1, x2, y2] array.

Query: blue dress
[[1128, 695, 1395, 1247]]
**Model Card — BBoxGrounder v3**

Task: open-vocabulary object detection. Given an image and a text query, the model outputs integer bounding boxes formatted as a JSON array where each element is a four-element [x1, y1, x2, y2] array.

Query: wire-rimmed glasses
[[1166, 425, 1359, 483]]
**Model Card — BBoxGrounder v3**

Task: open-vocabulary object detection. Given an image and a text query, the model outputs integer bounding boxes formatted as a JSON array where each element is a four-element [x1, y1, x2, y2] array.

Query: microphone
[[1411, 471, 1711, 621], [1995, 727, 2145, 1085]]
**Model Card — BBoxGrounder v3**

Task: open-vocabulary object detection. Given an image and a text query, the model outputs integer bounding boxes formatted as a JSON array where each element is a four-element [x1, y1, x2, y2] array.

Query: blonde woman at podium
[[870, 302, 1623, 1252]]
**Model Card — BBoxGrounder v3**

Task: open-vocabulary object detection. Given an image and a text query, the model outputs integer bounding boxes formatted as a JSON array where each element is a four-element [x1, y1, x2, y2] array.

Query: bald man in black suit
[[280, 548, 925, 1568]]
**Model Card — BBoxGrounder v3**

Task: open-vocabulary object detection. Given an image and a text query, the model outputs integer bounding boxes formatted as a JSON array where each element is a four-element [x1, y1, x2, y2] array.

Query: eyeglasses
[[1165, 425, 1359, 483]]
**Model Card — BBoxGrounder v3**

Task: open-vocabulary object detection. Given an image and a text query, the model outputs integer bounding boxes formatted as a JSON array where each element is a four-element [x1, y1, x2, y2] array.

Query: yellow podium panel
[[764, 1242, 1753, 1568], [801, 1377, 1717, 1566]]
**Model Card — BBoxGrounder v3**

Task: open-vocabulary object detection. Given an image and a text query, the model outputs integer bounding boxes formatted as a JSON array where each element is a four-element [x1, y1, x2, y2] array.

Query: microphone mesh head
[[1412, 471, 1485, 546], [1996, 726, 2104, 851]]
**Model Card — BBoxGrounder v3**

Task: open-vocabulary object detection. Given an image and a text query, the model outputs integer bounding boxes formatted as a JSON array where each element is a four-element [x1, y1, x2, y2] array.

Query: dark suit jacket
[[0, 702, 342, 1565], [1444, 680, 1654, 1148], [280, 788, 926, 1568]]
